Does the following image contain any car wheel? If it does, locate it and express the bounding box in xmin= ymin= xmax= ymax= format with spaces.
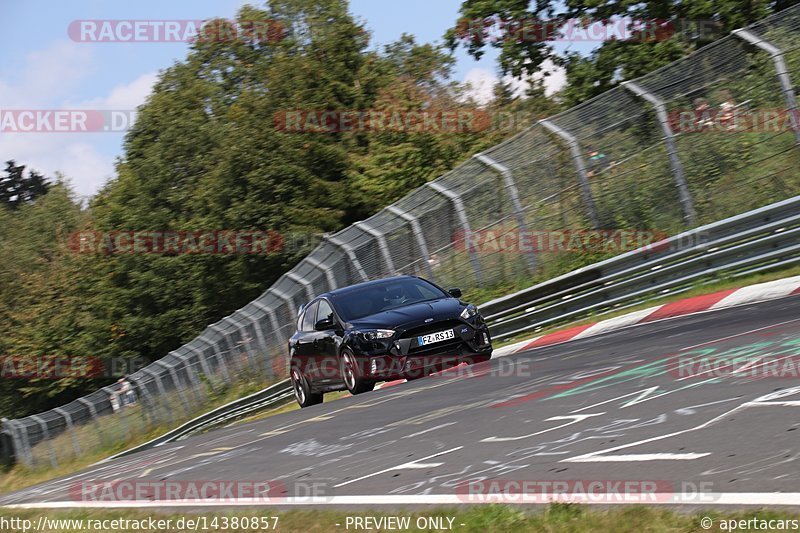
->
xmin=340 ymin=349 xmax=375 ymax=394
xmin=291 ymin=367 xmax=323 ymax=408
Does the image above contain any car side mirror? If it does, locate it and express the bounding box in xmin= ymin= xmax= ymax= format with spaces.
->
xmin=314 ymin=317 xmax=335 ymax=331
xmin=448 ymin=287 xmax=462 ymax=298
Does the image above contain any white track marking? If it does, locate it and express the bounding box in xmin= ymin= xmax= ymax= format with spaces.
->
xmin=7 ymin=493 xmax=800 ymax=507
xmin=567 ymin=453 xmax=710 ymax=462
xmin=481 ymin=413 xmax=605 ymax=443
xmin=562 ymin=394 xmax=800 ymax=463
xmin=401 ymin=422 xmax=458 ymax=439
xmin=333 ymin=447 xmax=463 ymax=488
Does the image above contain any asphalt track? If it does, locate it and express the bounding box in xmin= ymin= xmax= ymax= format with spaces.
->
xmin=4 ymin=295 xmax=800 ymax=510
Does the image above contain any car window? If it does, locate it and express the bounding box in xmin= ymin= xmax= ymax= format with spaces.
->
xmin=316 ymin=299 xmax=334 ymax=324
xmin=332 ymin=278 xmax=449 ymax=321
xmin=296 ymin=308 xmax=304 ymax=331
xmin=301 ymin=301 xmax=319 ymax=332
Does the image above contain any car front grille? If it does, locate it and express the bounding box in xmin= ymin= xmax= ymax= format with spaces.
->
xmin=400 ymin=319 xmax=463 ymax=339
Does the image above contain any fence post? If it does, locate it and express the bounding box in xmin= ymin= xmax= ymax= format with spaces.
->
xmin=426 ymin=181 xmax=483 ymax=283
xmin=252 ymin=300 xmax=288 ymax=376
xmin=622 ymin=81 xmax=697 ymax=226
xmin=271 ymin=289 xmax=298 ymax=323
xmin=156 ymin=360 xmax=192 ymax=417
xmin=385 ymin=205 xmax=436 ymax=281
xmin=204 ymin=326 xmax=232 ymax=383
xmin=354 ymin=220 xmax=396 ymax=275
xmin=237 ymin=309 xmax=272 ymax=376
xmin=474 ymin=153 xmax=538 ymax=272
xmin=305 ymin=256 xmax=338 ymax=291
xmin=732 ymin=28 xmax=800 ymax=145
xmin=285 ymin=272 xmax=315 ymax=303
xmin=325 ymin=235 xmax=369 ymax=282
xmin=538 ymin=119 xmax=601 ymax=228
xmin=52 ymin=407 xmax=81 ymax=458
xmin=4 ymin=419 xmax=32 ymax=467
xmin=29 ymin=415 xmax=57 ymax=468
xmin=141 ymin=369 xmax=173 ymax=424
xmin=77 ymin=397 xmax=108 ymax=448
xmin=186 ymin=344 xmax=216 ymax=393
xmin=171 ymin=351 xmax=204 ymax=404
xmin=252 ymin=300 xmax=286 ymax=345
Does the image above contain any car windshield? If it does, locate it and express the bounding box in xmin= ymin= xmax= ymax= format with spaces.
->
xmin=331 ymin=278 xmax=449 ymax=321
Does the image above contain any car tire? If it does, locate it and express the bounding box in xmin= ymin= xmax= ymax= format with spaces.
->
xmin=340 ymin=348 xmax=375 ymax=395
xmin=291 ymin=367 xmax=323 ymax=408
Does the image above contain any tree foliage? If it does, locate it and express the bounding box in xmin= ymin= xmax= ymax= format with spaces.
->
xmin=447 ymin=0 xmax=792 ymax=106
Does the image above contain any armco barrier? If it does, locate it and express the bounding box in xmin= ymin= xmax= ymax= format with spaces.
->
xmin=99 ymin=380 xmax=294 ymax=463
xmin=481 ymin=194 xmax=800 ymax=339
xmin=3 ymin=4 xmax=800 ymax=467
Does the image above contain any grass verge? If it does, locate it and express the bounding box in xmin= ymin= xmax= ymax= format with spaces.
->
xmin=1 ymin=504 xmax=800 ymax=532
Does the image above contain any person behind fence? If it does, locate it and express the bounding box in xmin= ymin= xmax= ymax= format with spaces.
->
xmin=110 ymin=377 xmax=136 ymax=411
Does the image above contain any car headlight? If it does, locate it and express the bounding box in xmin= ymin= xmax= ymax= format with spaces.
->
xmin=359 ymin=329 xmax=395 ymax=340
xmin=460 ymin=305 xmax=478 ymax=320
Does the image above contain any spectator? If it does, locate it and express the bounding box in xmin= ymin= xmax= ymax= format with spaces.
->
xmin=586 ymin=149 xmax=608 ymax=177
xmin=717 ymin=90 xmax=737 ymax=130
xmin=110 ymin=377 xmax=136 ymax=411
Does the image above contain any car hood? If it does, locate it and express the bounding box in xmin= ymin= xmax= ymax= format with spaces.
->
xmin=348 ymin=298 xmax=463 ymax=330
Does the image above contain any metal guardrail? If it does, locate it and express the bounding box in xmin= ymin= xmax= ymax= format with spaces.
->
xmin=481 ymin=195 xmax=800 ymax=340
xmin=99 ymin=380 xmax=294 ymax=463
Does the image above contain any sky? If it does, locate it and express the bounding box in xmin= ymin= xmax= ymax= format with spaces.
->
xmin=0 ymin=0 xmax=575 ymax=200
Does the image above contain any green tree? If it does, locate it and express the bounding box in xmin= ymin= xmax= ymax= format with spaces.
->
xmin=0 ymin=160 xmax=50 ymax=209
xmin=447 ymin=0 xmax=792 ymax=106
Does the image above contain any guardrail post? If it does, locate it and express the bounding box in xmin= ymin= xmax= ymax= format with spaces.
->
xmin=53 ymin=407 xmax=81 ymax=458
xmin=474 ymin=153 xmax=538 ymax=272
xmin=325 ymin=235 xmax=369 ymax=282
xmin=29 ymin=415 xmax=57 ymax=468
xmin=538 ymin=120 xmax=601 ymax=228
xmin=354 ymin=220 xmax=396 ymax=275
xmin=386 ymin=205 xmax=436 ymax=281
xmin=622 ymin=81 xmax=697 ymax=226
xmin=732 ymin=28 xmax=800 ymax=145
xmin=426 ymin=181 xmax=483 ymax=283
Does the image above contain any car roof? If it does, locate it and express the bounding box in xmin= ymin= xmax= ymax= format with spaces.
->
xmin=319 ymin=275 xmax=420 ymax=299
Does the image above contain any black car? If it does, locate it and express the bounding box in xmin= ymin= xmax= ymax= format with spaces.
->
xmin=288 ymin=275 xmax=492 ymax=407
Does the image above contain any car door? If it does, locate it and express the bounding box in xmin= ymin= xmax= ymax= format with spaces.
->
xmin=293 ymin=300 xmax=319 ymax=381
xmin=313 ymin=298 xmax=343 ymax=384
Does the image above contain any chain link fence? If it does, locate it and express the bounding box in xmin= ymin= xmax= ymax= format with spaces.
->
xmin=4 ymin=5 xmax=800 ymax=468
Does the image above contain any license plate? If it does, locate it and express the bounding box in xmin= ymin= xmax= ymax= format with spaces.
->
xmin=418 ymin=328 xmax=455 ymax=346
